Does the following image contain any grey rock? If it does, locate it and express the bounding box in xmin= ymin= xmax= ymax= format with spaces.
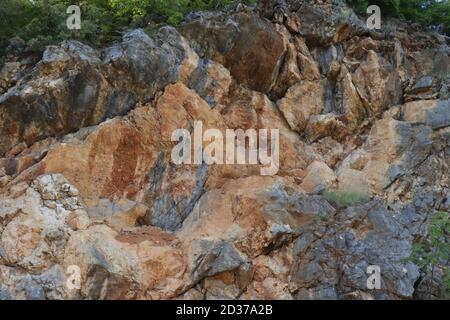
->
xmin=144 ymin=157 xmax=208 ymax=231
xmin=261 ymin=184 xmax=336 ymax=222
xmin=0 ymin=285 xmax=11 ymax=300
xmin=291 ymin=201 xmax=421 ymax=299
xmin=191 ymin=240 xmax=246 ymax=283
xmin=0 ymin=27 xmax=190 ymax=157
xmin=425 ymin=99 xmax=450 ymax=129
xmin=411 ymin=75 xmax=434 ymax=93
xmin=181 ymin=11 xmax=286 ymax=94
xmin=103 ymin=27 xmax=185 ymax=103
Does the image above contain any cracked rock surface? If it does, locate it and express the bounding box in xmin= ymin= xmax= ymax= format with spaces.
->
xmin=0 ymin=0 xmax=449 ymax=300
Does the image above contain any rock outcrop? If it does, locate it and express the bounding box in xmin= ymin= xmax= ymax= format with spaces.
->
xmin=0 ymin=0 xmax=448 ymax=300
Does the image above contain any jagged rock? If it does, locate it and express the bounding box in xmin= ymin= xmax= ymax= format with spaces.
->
xmin=181 ymin=11 xmax=286 ymax=93
xmin=351 ymin=49 xmax=402 ymax=116
xmin=178 ymin=176 xmax=335 ymax=258
xmin=404 ymin=75 xmax=440 ymax=101
xmin=64 ymin=225 xmax=186 ymax=299
xmin=5 ymin=81 xmax=307 ymax=231
xmin=305 ymin=113 xmax=348 ymax=143
xmin=0 ymin=28 xmax=199 ymax=157
xmin=291 ymin=201 xmax=420 ymax=299
xmin=87 ymin=198 xmax=148 ymax=231
xmin=0 ymin=2 xmax=449 ymax=300
xmin=188 ymin=240 xmax=246 ymax=283
xmin=293 ymin=37 xmax=321 ymax=80
xmin=289 ymin=1 xmax=366 ymax=46
xmin=277 ymin=80 xmax=328 ymax=133
xmin=185 ymin=59 xmax=232 ymax=107
xmin=0 ymin=174 xmax=88 ymax=272
xmin=271 ymin=40 xmax=302 ymax=97
xmin=103 ymin=28 xmax=187 ymax=102
xmin=241 ymin=246 xmax=294 ymax=300
xmin=337 ymin=118 xmax=433 ymax=194
xmin=0 ymin=265 xmax=69 ymax=300
xmin=0 ymin=40 xmax=113 ymax=157
xmin=300 ymin=160 xmax=337 ymax=193
xmin=334 ymin=65 xmax=366 ymax=130
xmin=0 ymin=62 xmax=22 ymax=94
xmin=401 ymin=99 xmax=450 ymax=129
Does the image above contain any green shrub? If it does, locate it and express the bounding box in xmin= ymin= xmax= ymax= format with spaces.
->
xmin=348 ymin=0 xmax=400 ymax=15
xmin=315 ymin=211 xmax=331 ymax=223
xmin=408 ymin=211 xmax=450 ymax=299
xmin=1 ymin=1 xmax=448 ymax=64
xmin=0 ymin=0 xmax=252 ymax=59
xmin=0 ymin=0 xmax=123 ymax=55
xmin=108 ymin=0 xmax=254 ymax=25
xmin=323 ymin=189 xmax=369 ymax=207
xmin=348 ymin=0 xmax=450 ymax=33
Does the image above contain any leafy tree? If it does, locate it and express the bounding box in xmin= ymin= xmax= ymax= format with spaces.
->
xmin=348 ymin=0 xmax=450 ymax=33
xmin=0 ymin=0 xmax=252 ymax=60
xmin=348 ymin=0 xmax=400 ymax=15
xmin=409 ymin=211 xmax=450 ymax=299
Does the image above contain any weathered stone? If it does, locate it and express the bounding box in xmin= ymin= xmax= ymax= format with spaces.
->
xmin=0 ymin=2 xmax=448 ymax=300
xmin=181 ymin=11 xmax=286 ymax=93
xmin=1 ymin=174 xmax=87 ymax=272
xmin=401 ymin=99 xmax=450 ymax=129
xmin=64 ymin=225 xmax=186 ymax=299
xmin=352 ymin=50 xmax=402 ymax=116
xmin=0 ymin=265 xmax=69 ymax=300
xmin=188 ymin=240 xmax=246 ymax=283
xmin=178 ymin=176 xmax=335 ymax=258
xmin=0 ymin=28 xmax=199 ymax=157
xmin=337 ymin=118 xmax=433 ymax=194
xmin=300 ymin=161 xmax=337 ymax=193
xmin=277 ymin=80 xmax=328 ymax=133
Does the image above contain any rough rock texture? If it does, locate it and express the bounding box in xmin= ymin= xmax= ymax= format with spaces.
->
xmin=0 ymin=0 xmax=449 ymax=300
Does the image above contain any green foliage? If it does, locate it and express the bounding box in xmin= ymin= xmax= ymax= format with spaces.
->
xmin=0 ymin=0 xmax=250 ymax=58
xmin=0 ymin=0 xmax=124 ymax=56
xmin=399 ymin=0 xmax=450 ymax=32
xmin=323 ymin=189 xmax=369 ymax=207
xmin=409 ymin=211 xmax=450 ymax=299
xmin=1 ymin=0 xmax=448 ymax=62
xmin=348 ymin=0 xmax=400 ymax=15
xmin=0 ymin=0 xmax=34 ymax=56
xmin=108 ymin=0 xmax=254 ymax=25
xmin=315 ymin=211 xmax=331 ymax=223
xmin=348 ymin=0 xmax=450 ymax=33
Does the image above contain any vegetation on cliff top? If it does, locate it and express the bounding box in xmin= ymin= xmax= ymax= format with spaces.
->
xmin=350 ymin=0 xmax=450 ymax=32
xmin=0 ymin=0 xmax=449 ymax=65
xmin=0 ymin=0 xmax=254 ymax=63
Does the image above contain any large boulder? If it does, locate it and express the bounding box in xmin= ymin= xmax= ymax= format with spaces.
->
xmin=1 ymin=174 xmax=89 ymax=273
xmin=277 ymin=80 xmax=328 ymax=133
xmin=0 ymin=28 xmax=198 ymax=157
xmin=337 ymin=118 xmax=433 ymax=194
xmin=64 ymin=224 xmax=187 ymax=299
xmin=291 ymin=201 xmax=421 ymax=299
xmin=181 ymin=11 xmax=287 ymax=93
xmin=178 ymin=176 xmax=335 ymax=258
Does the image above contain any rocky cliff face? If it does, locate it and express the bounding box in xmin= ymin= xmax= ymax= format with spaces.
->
xmin=0 ymin=0 xmax=449 ymax=300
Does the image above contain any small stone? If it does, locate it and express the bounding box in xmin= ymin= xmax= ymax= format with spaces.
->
xmin=300 ymin=161 xmax=337 ymax=193
xmin=0 ymin=176 xmax=12 ymax=188
xmin=5 ymin=142 xmax=27 ymax=157
xmin=8 ymin=182 xmax=29 ymax=198
xmin=67 ymin=209 xmax=90 ymax=231
xmin=43 ymin=200 xmax=57 ymax=209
